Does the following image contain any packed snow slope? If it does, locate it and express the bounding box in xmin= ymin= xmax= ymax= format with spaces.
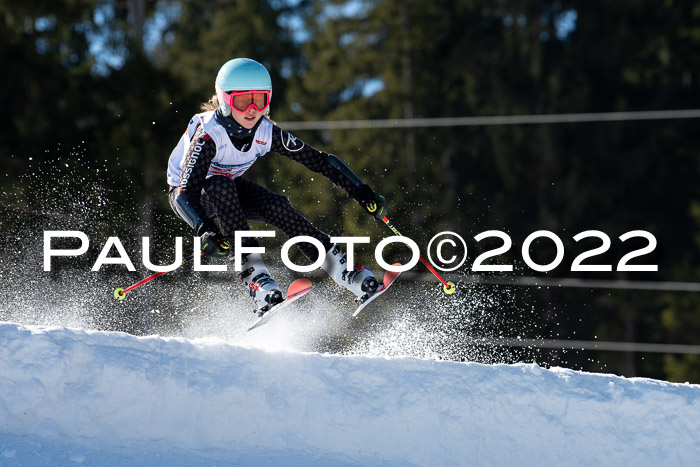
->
xmin=1 ymin=322 xmax=699 ymax=466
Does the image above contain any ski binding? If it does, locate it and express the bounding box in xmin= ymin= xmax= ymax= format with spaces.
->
xmin=248 ymin=278 xmax=312 ymax=331
xmin=353 ymin=263 xmax=402 ymax=317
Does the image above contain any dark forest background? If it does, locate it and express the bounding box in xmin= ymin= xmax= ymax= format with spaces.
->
xmin=2 ymin=0 xmax=700 ymax=382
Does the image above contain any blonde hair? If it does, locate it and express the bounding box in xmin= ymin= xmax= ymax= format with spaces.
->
xmin=200 ymin=94 xmax=219 ymax=112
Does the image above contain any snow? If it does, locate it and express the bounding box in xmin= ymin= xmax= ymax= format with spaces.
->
xmin=1 ymin=322 xmax=699 ymax=466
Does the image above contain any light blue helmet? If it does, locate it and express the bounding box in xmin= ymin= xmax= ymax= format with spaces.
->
xmin=215 ymin=58 xmax=272 ymax=116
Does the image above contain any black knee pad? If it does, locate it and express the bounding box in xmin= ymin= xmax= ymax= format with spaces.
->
xmin=268 ymin=193 xmax=292 ymax=210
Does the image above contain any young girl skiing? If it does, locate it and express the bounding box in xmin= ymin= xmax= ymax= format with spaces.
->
xmin=167 ymin=58 xmax=387 ymax=316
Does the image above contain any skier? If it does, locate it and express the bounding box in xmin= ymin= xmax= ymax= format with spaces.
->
xmin=166 ymin=58 xmax=387 ymax=316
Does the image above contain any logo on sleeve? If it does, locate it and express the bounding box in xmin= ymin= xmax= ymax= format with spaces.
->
xmin=281 ymin=129 xmax=305 ymax=152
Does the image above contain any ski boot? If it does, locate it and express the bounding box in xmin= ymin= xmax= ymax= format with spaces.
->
xmin=236 ymin=253 xmax=284 ymax=317
xmin=321 ymin=244 xmax=380 ymax=303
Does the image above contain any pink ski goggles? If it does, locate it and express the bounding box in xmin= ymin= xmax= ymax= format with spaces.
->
xmin=220 ymin=89 xmax=271 ymax=113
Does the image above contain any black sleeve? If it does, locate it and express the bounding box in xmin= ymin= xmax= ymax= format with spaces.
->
xmin=269 ymin=124 xmax=359 ymax=194
xmin=172 ymin=126 xmax=218 ymax=234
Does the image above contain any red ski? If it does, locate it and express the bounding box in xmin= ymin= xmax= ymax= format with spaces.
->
xmin=353 ymin=264 xmax=402 ymax=317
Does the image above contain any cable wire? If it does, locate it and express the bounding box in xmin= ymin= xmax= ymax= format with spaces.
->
xmin=399 ymin=272 xmax=700 ymax=293
xmin=474 ymin=337 xmax=700 ymax=355
xmin=278 ymin=109 xmax=700 ymax=130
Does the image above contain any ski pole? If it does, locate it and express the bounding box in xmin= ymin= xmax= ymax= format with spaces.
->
xmin=113 ymin=252 xmax=198 ymax=301
xmin=379 ymin=216 xmax=456 ymax=294
xmin=325 ymin=155 xmax=455 ymax=294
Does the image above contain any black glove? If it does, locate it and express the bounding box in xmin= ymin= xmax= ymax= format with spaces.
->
xmin=350 ymin=184 xmax=387 ymax=220
xmin=200 ymin=230 xmax=231 ymax=257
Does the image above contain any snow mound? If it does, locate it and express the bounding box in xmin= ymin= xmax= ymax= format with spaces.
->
xmin=1 ymin=322 xmax=699 ymax=466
